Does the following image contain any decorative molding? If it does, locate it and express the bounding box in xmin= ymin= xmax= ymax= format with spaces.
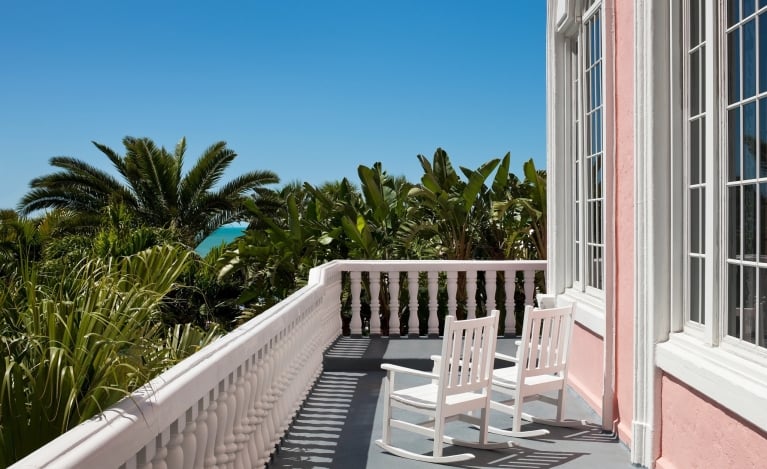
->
xmin=555 ymin=0 xmax=582 ymax=35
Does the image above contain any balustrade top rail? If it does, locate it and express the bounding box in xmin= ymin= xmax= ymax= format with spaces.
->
xmin=13 ymin=259 xmax=546 ymax=469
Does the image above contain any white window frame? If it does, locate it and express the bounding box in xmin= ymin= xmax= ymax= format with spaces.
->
xmin=639 ymin=0 xmax=767 ymax=441
xmin=548 ymin=0 xmax=612 ymax=338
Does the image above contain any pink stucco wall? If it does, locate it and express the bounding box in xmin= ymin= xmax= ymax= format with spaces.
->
xmin=655 ymin=374 xmax=767 ymax=469
xmin=567 ymin=324 xmax=604 ymax=414
xmin=612 ymin=0 xmax=635 ymax=445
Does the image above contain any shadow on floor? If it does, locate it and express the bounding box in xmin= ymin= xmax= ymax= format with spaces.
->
xmin=270 ymin=337 xmax=630 ymax=469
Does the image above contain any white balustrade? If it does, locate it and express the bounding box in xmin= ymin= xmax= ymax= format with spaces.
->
xmin=11 ymin=260 xmax=545 ymax=469
xmin=342 ymin=260 xmax=547 ymax=337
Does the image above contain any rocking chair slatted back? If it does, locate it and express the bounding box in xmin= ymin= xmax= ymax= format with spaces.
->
xmin=517 ymin=305 xmax=573 ymax=379
xmin=439 ymin=313 xmax=499 ymax=396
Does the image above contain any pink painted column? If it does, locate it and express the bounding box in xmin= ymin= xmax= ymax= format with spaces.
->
xmin=612 ymin=0 xmax=635 ymax=444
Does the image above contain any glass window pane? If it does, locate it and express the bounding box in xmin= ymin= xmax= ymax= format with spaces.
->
xmin=691 ymin=0 xmax=700 ymax=45
xmin=761 ymin=0 xmax=767 ymax=9
xmin=745 ymin=0 xmax=757 ymax=18
xmin=760 ymin=14 xmax=767 ymax=93
xmin=595 ymin=15 xmax=601 ymax=60
xmin=762 ymin=183 xmax=767 ymax=257
xmin=701 ymin=124 xmax=707 ymax=180
xmin=701 ymin=187 xmax=706 ymax=248
xmin=691 ymin=49 xmax=701 ymax=115
xmin=690 ymin=257 xmax=702 ymax=323
xmin=745 ymin=184 xmax=758 ymax=258
xmin=728 ymin=263 xmax=741 ymax=338
xmin=730 ymin=29 xmax=741 ymax=104
xmin=730 ymin=186 xmax=742 ymax=259
xmin=745 ymin=101 xmax=757 ymax=180
xmin=745 ymin=20 xmax=757 ymax=99
xmin=596 ymin=108 xmax=603 ymax=153
xmin=702 ymin=53 xmax=707 ymax=113
xmin=730 ymin=0 xmax=741 ymax=27
xmin=761 ymin=99 xmax=767 ymax=177
xmin=745 ymin=266 xmax=758 ymax=343
xmin=759 ymin=267 xmax=767 ymax=347
xmin=730 ymin=108 xmax=742 ymax=181
xmin=691 ymin=188 xmax=702 ymax=253
xmin=691 ymin=119 xmax=701 ymax=184
xmin=590 ymin=19 xmax=596 ymax=66
xmin=596 ymin=62 xmax=602 ymax=107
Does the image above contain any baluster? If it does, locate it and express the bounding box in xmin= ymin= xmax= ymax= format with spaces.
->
xmin=226 ymin=373 xmax=239 ymax=469
xmin=486 ymin=270 xmax=497 ymax=312
xmin=262 ymin=339 xmax=280 ymax=455
xmin=369 ymin=272 xmax=381 ymax=336
xmin=193 ymin=398 xmax=209 ymax=469
xmin=204 ymin=388 xmax=219 ymax=468
xmin=244 ymin=355 xmax=260 ymax=467
xmin=235 ymin=362 xmax=253 ymax=469
xmin=165 ymin=422 xmax=184 ymax=469
xmin=277 ymin=329 xmax=296 ymax=432
xmin=150 ymin=432 xmax=167 ymax=469
xmin=446 ymin=271 xmax=458 ymax=319
xmin=214 ymin=378 xmax=231 ymax=468
xmin=268 ymin=335 xmax=285 ymax=446
xmin=505 ymin=269 xmax=518 ymax=336
xmin=181 ymin=407 xmax=198 ymax=469
xmin=388 ymin=271 xmax=400 ymax=337
xmin=350 ymin=271 xmax=362 ymax=336
xmin=252 ymin=348 xmax=269 ymax=467
xmin=466 ymin=270 xmax=477 ymax=319
xmin=407 ymin=271 xmax=420 ymax=337
xmin=137 ymin=447 xmax=152 ymax=469
xmin=427 ymin=271 xmax=439 ymax=336
xmin=524 ymin=270 xmax=536 ymax=307
xmin=232 ymin=365 xmax=249 ymax=469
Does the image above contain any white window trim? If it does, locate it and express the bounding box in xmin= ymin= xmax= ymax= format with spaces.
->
xmin=548 ymin=0 xmax=612 ymax=337
xmin=634 ymin=3 xmax=767 ymax=466
xmin=547 ymin=0 xmax=615 ymax=434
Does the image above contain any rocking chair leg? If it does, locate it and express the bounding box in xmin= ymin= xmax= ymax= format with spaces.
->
xmin=381 ymin=377 xmax=392 ymax=445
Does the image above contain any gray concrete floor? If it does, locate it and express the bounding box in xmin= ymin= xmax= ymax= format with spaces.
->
xmin=270 ymin=337 xmax=633 ymax=469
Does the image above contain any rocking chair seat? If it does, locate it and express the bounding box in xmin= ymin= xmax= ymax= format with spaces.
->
xmin=493 ymin=367 xmax=565 ymax=392
xmin=391 ymin=383 xmax=489 ymax=411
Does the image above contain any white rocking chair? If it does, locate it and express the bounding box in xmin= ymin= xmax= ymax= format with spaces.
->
xmin=375 ymin=310 xmax=513 ymax=464
xmin=488 ymin=303 xmax=586 ymax=438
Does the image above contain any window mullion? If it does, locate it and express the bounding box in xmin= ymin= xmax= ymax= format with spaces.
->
xmin=704 ymin=0 xmax=721 ymax=346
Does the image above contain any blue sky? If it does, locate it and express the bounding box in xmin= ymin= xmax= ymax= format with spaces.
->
xmin=0 ymin=1 xmax=546 ymax=210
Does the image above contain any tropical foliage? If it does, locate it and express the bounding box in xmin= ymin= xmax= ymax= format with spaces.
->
xmin=1 ymin=141 xmax=546 ymax=464
xmin=0 ymin=245 xmax=220 ymax=465
xmin=18 ymin=137 xmax=279 ymax=245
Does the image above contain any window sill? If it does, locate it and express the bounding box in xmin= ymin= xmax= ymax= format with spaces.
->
xmin=558 ymin=289 xmax=606 ymax=337
xmin=656 ymin=333 xmax=767 ymax=432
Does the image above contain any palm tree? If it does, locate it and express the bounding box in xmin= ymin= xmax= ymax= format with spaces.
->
xmin=19 ymin=137 xmax=279 ymax=245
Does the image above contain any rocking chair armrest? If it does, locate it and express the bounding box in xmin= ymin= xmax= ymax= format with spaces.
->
xmin=380 ymin=363 xmax=439 ymax=380
xmin=495 ymin=352 xmax=519 ymax=363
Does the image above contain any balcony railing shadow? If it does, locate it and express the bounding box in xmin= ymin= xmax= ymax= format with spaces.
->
xmin=271 ymin=336 xmax=630 ymax=469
